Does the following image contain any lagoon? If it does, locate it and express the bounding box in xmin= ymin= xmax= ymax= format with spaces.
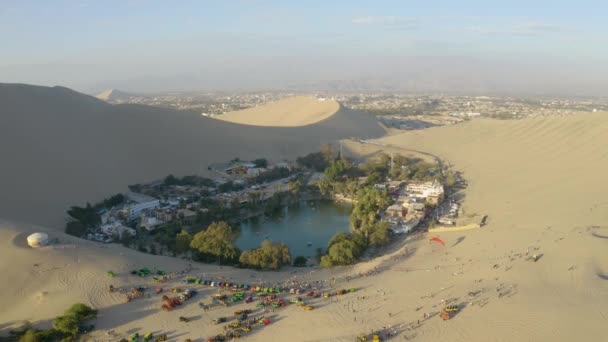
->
xmin=236 ymin=200 xmax=351 ymax=257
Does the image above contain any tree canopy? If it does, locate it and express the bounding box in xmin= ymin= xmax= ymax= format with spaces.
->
xmin=350 ymin=187 xmax=391 ymax=243
xmin=296 ymin=144 xmax=335 ymax=171
xmin=52 ymin=303 xmax=96 ymax=338
xmin=190 ymin=221 xmax=239 ymax=263
xmin=164 ymin=174 xmax=215 ymax=187
xmin=175 ymin=230 xmax=193 ymax=255
xmin=320 ymin=232 xmax=366 ymax=267
xmin=253 ymin=158 xmax=268 ymax=168
xmin=239 ymin=240 xmax=292 ymax=270
xmin=66 ymin=203 xmax=100 ymax=227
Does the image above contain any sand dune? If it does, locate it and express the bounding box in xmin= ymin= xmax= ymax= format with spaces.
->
xmin=2 ymin=85 xmax=608 ymax=341
xmin=96 ymin=89 xmax=135 ymax=102
xmin=371 ymin=112 xmax=608 ymax=341
xmin=0 ymin=84 xmax=384 ymax=229
xmin=216 ymin=96 xmax=340 ymax=127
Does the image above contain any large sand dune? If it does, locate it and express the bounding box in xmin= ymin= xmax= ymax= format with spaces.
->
xmin=0 ymin=84 xmax=384 ymax=229
xmin=216 ymin=96 xmax=340 ymax=127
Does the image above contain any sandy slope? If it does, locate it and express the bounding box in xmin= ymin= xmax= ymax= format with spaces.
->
xmin=96 ymin=89 xmax=134 ymax=102
xmin=0 ymin=84 xmax=384 ymax=229
xmin=216 ymin=96 xmax=340 ymax=127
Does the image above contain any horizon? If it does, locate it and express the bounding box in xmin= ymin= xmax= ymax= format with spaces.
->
xmin=2 ymin=1 xmax=608 ymax=95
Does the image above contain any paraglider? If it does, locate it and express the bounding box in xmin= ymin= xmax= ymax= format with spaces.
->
xmin=430 ymin=236 xmax=445 ymax=246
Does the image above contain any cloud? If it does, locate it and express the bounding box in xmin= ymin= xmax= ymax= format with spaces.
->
xmin=466 ymin=22 xmax=576 ymax=37
xmin=351 ymin=16 xmax=417 ymax=28
xmin=511 ymin=23 xmax=575 ymax=36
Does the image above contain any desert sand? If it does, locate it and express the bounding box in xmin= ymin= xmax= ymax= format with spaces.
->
xmin=216 ymin=96 xmax=340 ymax=127
xmin=2 ymin=110 xmax=608 ymax=341
xmin=0 ymin=84 xmax=384 ymax=229
xmin=96 ymin=89 xmax=135 ymax=102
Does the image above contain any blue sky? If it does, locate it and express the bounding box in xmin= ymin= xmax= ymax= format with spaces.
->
xmin=1 ymin=0 xmax=607 ymax=94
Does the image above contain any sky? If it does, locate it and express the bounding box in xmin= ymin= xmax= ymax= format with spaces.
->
xmin=1 ymin=0 xmax=607 ymax=95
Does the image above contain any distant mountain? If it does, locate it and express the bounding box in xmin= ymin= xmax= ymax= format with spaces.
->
xmin=0 ymin=83 xmax=384 ymax=229
xmin=96 ymin=88 xmax=137 ymax=101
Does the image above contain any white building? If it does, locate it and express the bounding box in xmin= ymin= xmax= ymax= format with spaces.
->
xmin=392 ymin=217 xmax=421 ymax=234
xmin=140 ymin=216 xmax=163 ymax=231
xmin=128 ymin=199 xmax=160 ymax=222
xmin=406 ymin=181 xmax=444 ymax=199
xmin=100 ymin=222 xmax=136 ymax=238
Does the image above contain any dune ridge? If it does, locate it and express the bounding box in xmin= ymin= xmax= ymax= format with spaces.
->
xmin=215 ymin=96 xmax=340 ymax=127
xmin=96 ymin=88 xmax=135 ymax=101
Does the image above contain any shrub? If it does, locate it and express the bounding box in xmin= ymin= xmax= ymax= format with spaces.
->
xmin=293 ymin=256 xmax=307 ymax=267
xmin=65 ymin=221 xmax=87 ymax=237
xmin=64 ymin=303 xmax=97 ymax=321
xmin=19 ymin=329 xmax=40 ymax=342
xmin=53 ymin=315 xmax=79 ymax=337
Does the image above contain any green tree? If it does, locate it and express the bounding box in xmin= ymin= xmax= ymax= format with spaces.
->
xmin=296 ymin=152 xmax=330 ymax=171
xmin=190 ymin=221 xmax=239 ymax=263
xmin=253 ymin=158 xmax=268 ymax=168
xmin=65 ymin=221 xmax=87 ymax=237
xmin=120 ymin=232 xmax=134 ymax=247
xmin=293 ymin=256 xmax=307 ymax=267
xmin=324 ymin=159 xmax=352 ymax=181
xmin=247 ymin=192 xmax=262 ymax=207
xmin=239 ymin=240 xmax=291 ymax=270
xmin=66 ymin=203 xmax=100 ymax=227
xmin=321 ymin=239 xmax=359 ymax=267
xmin=444 ymin=171 xmax=456 ymax=188
xmin=53 ymin=315 xmax=79 ymax=337
xmin=19 ymin=330 xmax=40 ymax=342
xmin=317 ymin=178 xmax=334 ymax=196
xmin=320 ymin=255 xmax=333 ymax=268
xmin=321 ymin=231 xmax=368 ymax=268
xmin=64 ymin=303 xmax=96 ymax=321
xmin=369 ymin=221 xmax=390 ymax=246
xmin=365 ymin=171 xmax=383 ymax=185
xmin=350 ymin=188 xmax=391 ymax=239
xmin=328 ymin=231 xmax=351 ymax=248
xmin=95 ymin=193 xmax=124 ymax=209
xmin=264 ymin=192 xmax=285 ymax=216
xmin=175 ymin=230 xmax=193 ymax=255
xmin=287 ymin=180 xmax=304 ymax=196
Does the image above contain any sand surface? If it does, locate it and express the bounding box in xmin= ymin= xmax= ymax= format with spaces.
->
xmin=96 ymin=89 xmax=134 ymax=102
xmin=0 ymin=84 xmax=384 ymax=229
xmin=216 ymin=96 xmax=340 ymax=127
xmin=2 ymin=87 xmax=608 ymax=341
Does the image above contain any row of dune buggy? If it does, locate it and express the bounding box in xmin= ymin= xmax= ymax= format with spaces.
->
xmin=208 ymin=310 xmax=272 ymax=341
xmin=181 ymin=276 xmax=358 ymax=297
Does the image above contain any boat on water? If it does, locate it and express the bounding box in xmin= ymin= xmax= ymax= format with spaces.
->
xmin=307 ymin=241 xmax=313 ymax=247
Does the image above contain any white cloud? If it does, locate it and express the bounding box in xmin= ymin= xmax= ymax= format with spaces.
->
xmin=511 ymin=22 xmax=575 ymax=35
xmin=351 ymin=16 xmax=417 ymax=28
xmin=466 ymin=22 xmax=576 ymax=37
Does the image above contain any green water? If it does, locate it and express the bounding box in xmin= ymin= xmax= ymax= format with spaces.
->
xmin=236 ymin=200 xmax=351 ymax=257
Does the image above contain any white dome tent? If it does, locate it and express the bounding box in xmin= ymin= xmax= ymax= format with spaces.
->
xmin=27 ymin=232 xmax=49 ymax=248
